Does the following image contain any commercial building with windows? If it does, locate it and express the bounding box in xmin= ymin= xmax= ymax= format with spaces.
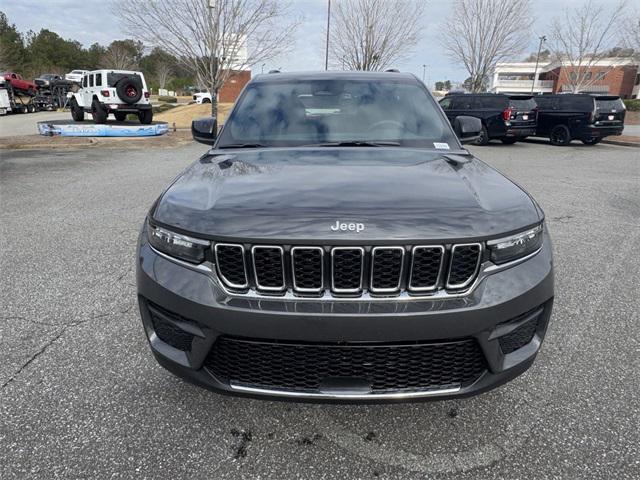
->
xmin=491 ymin=58 xmax=640 ymax=98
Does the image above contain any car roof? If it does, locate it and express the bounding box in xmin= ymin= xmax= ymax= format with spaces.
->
xmin=88 ymin=69 xmax=142 ymax=74
xmin=251 ymin=70 xmax=418 ymax=84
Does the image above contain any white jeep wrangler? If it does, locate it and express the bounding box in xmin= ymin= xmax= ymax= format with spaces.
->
xmin=68 ymin=70 xmax=153 ymax=124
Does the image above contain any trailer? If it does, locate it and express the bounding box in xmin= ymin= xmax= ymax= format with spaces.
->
xmin=0 ymin=78 xmax=36 ymax=114
xmin=0 ymin=77 xmax=76 ymax=115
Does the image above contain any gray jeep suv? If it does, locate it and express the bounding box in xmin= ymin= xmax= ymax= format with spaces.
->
xmin=137 ymin=71 xmax=554 ymax=402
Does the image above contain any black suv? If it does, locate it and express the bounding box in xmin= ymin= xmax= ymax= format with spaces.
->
xmin=439 ymin=93 xmax=537 ymax=145
xmin=534 ymin=94 xmax=625 ymax=146
xmin=137 ymin=71 xmax=554 ymax=402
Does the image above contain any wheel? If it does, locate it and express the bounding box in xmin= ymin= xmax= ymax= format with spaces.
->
xmin=115 ymin=76 xmax=143 ymax=104
xmin=138 ymin=109 xmax=153 ymax=125
xmin=114 ymin=112 xmax=127 ymax=122
xmin=27 ymin=104 xmax=36 ymax=113
xmin=501 ymin=137 xmax=518 ymax=144
xmin=474 ymin=125 xmax=490 ymax=145
xmin=550 ymin=125 xmax=571 ymax=146
xmin=581 ymin=137 xmax=601 ymax=145
xmin=70 ymin=98 xmax=84 ymax=121
xmin=91 ymin=99 xmax=108 ymax=124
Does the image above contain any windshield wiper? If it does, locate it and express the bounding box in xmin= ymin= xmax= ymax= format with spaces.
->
xmin=305 ymin=140 xmax=401 ymax=147
xmin=218 ymin=143 xmax=267 ymax=149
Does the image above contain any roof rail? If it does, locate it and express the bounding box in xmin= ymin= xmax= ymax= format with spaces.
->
xmin=385 ymin=69 xmax=400 ymax=73
xmin=268 ymin=69 xmax=280 ymax=74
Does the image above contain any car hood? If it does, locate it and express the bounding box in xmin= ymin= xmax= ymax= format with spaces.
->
xmin=152 ymin=147 xmax=540 ymax=242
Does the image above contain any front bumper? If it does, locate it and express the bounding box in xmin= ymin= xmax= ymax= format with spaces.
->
xmin=136 ymin=227 xmax=554 ymax=402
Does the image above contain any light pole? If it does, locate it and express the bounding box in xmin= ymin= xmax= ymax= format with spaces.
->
xmin=422 ymin=64 xmax=426 ymax=83
xmin=325 ymin=0 xmax=331 ymax=70
xmin=531 ymin=35 xmax=547 ymax=94
xmin=261 ymin=63 xmax=265 ymax=74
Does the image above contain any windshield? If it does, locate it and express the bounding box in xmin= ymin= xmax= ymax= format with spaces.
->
xmin=217 ymin=79 xmax=457 ymax=148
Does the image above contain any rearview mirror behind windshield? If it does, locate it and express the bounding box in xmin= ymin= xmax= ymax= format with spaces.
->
xmin=453 ymin=116 xmax=482 ymax=144
xmin=191 ymin=117 xmax=218 ymax=145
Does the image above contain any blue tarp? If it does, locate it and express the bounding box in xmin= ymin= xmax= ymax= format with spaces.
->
xmin=37 ymin=121 xmax=169 ymax=137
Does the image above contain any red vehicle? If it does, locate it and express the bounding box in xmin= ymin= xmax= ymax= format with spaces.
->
xmin=1 ymin=72 xmax=37 ymax=95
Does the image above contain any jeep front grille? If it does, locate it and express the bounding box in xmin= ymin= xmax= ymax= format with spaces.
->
xmin=213 ymin=242 xmax=483 ymax=297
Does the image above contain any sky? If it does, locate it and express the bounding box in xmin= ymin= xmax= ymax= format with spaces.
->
xmin=2 ymin=0 xmax=637 ymax=85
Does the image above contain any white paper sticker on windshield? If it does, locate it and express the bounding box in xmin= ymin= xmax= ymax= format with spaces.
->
xmin=433 ymin=142 xmax=450 ymax=150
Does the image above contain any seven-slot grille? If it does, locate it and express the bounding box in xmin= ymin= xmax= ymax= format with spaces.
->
xmin=214 ymin=242 xmax=482 ymax=297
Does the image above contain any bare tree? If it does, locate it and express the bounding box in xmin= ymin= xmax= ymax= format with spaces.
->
xmin=549 ymin=0 xmax=627 ymax=93
xmin=115 ymin=0 xmax=298 ymax=119
xmin=329 ymin=0 xmax=426 ymax=71
xmin=101 ymin=39 xmax=144 ymax=70
xmin=441 ymin=0 xmax=533 ymax=93
xmin=155 ymin=60 xmax=173 ymax=91
xmin=621 ymin=11 xmax=640 ymax=57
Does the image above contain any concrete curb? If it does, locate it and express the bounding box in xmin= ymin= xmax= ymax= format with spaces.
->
xmin=601 ymin=139 xmax=640 ymax=147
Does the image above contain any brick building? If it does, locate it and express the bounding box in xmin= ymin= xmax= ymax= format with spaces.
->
xmin=491 ymin=58 xmax=640 ymax=98
xmin=219 ymin=70 xmax=251 ymax=103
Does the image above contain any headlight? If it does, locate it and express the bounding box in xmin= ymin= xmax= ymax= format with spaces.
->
xmin=147 ymin=222 xmax=210 ymax=264
xmin=487 ymin=224 xmax=543 ymax=264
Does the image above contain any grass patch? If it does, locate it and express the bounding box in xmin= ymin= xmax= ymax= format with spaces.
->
xmin=623 ymin=99 xmax=640 ymax=111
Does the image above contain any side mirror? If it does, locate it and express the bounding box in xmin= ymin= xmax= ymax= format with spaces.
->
xmin=453 ymin=116 xmax=482 ymax=144
xmin=191 ymin=117 xmax=218 ymax=145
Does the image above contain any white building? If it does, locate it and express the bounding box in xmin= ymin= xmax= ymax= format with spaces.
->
xmin=490 ymin=62 xmax=554 ymax=94
xmin=491 ymin=58 xmax=640 ymax=98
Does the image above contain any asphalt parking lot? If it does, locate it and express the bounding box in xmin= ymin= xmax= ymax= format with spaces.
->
xmin=1 ymin=140 xmax=639 ymax=479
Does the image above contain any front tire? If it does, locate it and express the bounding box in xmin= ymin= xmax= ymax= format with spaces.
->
xmin=581 ymin=137 xmax=601 ymax=145
xmin=91 ymin=99 xmax=108 ymax=124
xmin=202 ymin=98 xmax=211 ymax=104
xmin=550 ymin=125 xmax=571 ymax=146
xmin=70 ymin=98 xmax=84 ymax=122
xmin=474 ymin=125 xmax=490 ymax=146
xmin=138 ymin=109 xmax=153 ymax=125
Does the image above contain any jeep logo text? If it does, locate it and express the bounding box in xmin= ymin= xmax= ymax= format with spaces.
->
xmin=331 ymin=221 xmax=365 ymax=233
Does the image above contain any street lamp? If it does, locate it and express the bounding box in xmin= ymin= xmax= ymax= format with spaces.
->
xmin=531 ymin=35 xmax=547 ymax=94
xmin=325 ymin=0 xmax=331 ymax=70
xmin=261 ymin=63 xmax=265 ymax=74
xmin=422 ymin=64 xmax=426 ymax=83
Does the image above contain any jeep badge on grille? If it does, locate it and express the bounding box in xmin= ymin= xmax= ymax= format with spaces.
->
xmin=331 ymin=221 xmax=365 ymax=233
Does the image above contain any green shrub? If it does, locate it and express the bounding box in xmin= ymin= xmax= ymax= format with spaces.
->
xmin=158 ymin=96 xmax=178 ymax=103
xmin=623 ymin=99 xmax=640 ymax=111
xmin=152 ymin=103 xmax=176 ymax=114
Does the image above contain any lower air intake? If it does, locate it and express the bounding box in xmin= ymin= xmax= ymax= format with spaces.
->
xmin=205 ymin=336 xmax=487 ymax=393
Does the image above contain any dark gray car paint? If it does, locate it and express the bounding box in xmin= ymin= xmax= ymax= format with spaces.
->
xmin=152 ymin=148 xmax=541 ymax=242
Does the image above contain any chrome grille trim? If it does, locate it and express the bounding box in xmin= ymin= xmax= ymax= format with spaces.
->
xmin=291 ymin=246 xmax=324 ymax=294
xmin=446 ymin=243 xmax=482 ymax=290
xmin=408 ymin=245 xmax=445 ymax=292
xmin=331 ymin=247 xmax=365 ymax=294
xmin=370 ymin=246 xmax=405 ymax=294
xmin=251 ymin=245 xmax=286 ymax=293
xmin=211 ymin=242 xmax=491 ymax=298
xmin=214 ymin=243 xmax=248 ymax=289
